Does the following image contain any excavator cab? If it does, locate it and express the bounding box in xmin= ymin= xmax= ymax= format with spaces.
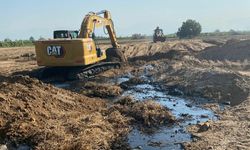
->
xmin=53 ymin=30 xmax=79 ymax=39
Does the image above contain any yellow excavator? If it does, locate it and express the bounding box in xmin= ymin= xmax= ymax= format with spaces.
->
xmin=35 ymin=10 xmax=126 ymax=80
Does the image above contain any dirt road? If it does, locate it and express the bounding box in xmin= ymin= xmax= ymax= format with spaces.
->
xmin=0 ymin=39 xmax=249 ymax=149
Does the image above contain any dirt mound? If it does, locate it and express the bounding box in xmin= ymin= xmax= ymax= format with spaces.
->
xmin=183 ymin=71 xmax=250 ymax=105
xmin=112 ymin=97 xmax=175 ymax=127
xmin=198 ymin=40 xmax=250 ymax=61
xmin=120 ymin=40 xmax=213 ymax=59
xmin=128 ymin=49 xmax=187 ymax=63
xmin=148 ymin=55 xmax=250 ymax=105
xmin=202 ymin=39 xmax=225 ymax=46
xmin=98 ymin=40 xmax=213 ymax=60
xmin=120 ymin=77 xmax=146 ymax=89
xmin=78 ymin=82 xmax=123 ymax=98
xmin=0 ymin=75 xmax=130 ymax=150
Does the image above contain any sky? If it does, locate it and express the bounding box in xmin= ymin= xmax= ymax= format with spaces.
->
xmin=1 ymin=0 xmax=250 ymax=40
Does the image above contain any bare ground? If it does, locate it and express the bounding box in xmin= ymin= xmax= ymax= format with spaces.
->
xmin=0 ymin=75 xmax=130 ymax=149
xmin=184 ymin=96 xmax=250 ymax=150
xmin=0 ymin=39 xmax=250 ymax=149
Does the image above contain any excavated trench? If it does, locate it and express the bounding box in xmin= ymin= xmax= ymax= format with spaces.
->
xmin=53 ymin=70 xmax=217 ymax=150
xmin=116 ymin=75 xmax=216 ymax=149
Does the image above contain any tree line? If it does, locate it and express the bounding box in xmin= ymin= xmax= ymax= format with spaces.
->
xmin=0 ymin=37 xmax=35 ymax=48
xmin=1 ymin=21 xmax=250 ymax=48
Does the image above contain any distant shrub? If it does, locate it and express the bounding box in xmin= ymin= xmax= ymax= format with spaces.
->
xmin=228 ymin=29 xmax=240 ymax=35
xmin=131 ymin=34 xmax=146 ymax=39
xmin=214 ymin=29 xmax=220 ymax=33
xmin=29 ymin=36 xmax=35 ymax=42
xmin=0 ymin=38 xmax=34 ymax=48
xmin=177 ymin=19 xmax=202 ymax=39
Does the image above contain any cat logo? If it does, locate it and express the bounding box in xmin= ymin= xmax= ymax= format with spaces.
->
xmin=47 ymin=46 xmax=64 ymax=57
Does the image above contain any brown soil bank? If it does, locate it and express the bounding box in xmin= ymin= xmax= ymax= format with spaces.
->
xmin=116 ymin=39 xmax=250 ymax=105
xmin=77 ymin=82 xmax=123 ymax=98
xmin=98 ymin=39 xmax=214 ymax=59
xmin=118 ymin=39 xmax=250 ymax=150
xmin=198 ymin=40 xmax=250 ymax=61
xmin=129 ymin=51 xmax=250 ymax=106
xmin=184 ymin=96 xmax=250 ymax=150
xmin=0 ymin=75 xmax=130 ymax=149
xmin=157 ymin=56 xmax=250 ymax=106
xmin=113 ymin=97 xmax=175 ymax=127
xmin=0 ymin=75 xmax=174 ymax=150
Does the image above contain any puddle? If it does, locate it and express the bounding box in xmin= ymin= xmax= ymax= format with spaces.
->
xmin=113 ymin=73 xmax=133 ymax=84
xmin=121 ymin=80 xmax=217 ymax=150
xmin=129 ymin=128 xmax=189 ymax=150
xmin=53 ymin=82 xmax=70 ymax=88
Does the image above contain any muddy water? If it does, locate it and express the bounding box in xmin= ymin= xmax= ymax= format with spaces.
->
xmin=52 ymin=74 xmax=217 ymax=150
xmin=119 ymin=78 xmax=216 ymax=150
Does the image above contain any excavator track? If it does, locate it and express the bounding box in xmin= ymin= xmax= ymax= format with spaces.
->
xmin=67 ymin=62 xmax=121 ymax=80
xmin=36 ymin=62 xmax=121 ymax=82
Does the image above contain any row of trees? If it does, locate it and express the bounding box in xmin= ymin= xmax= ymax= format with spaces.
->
xmin=159 ymin=19 xmax=247 ymax=39
xmin=0 ymin=37 xmax=46 ymax=48
xmin=201 ymin=29 xmax=249 ymax=37
xmin=0 ymin=39 xmax=33 ymax=48
xmin=1 ymin=22 xmax=248 ymax=48
xmin=129 ymin=20 xmax=202 ymax=39
xmin=131 ymin=33 xmax=147 ymax=39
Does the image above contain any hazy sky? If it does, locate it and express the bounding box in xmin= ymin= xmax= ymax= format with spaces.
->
xmin=1 ymin=0 xmax=250 ymax=40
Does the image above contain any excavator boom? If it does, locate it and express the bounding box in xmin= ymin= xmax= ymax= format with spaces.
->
xmin=79 ymin=10 xmax=119 ymax=48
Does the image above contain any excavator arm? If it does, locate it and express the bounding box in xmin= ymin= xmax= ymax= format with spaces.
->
xmin=78 ymin=10 xmax=120 ymax=48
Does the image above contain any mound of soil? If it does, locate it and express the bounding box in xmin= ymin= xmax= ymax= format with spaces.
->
xmin=100 ymin=40 xmax=213 ymax=61
xmin=0 ymin=75 xmax=130 ymax=150
xmin=79 ymin=82 xmax=123 ymax=98
xmin=202 ymin=39 xmax=225 ymax=46
xmin=183 ymin=71 xmax=250 ymax=105
xmin=198 ymin=40 xmax=250 ymax=61
xmin=120 ymin=77 xmax=146 ymax=89
xmin=122 ymin=40 xmax=213 ymax=59
xmin=155 ymin=56 xmax=250 ymax=105
xmin=128 ymin=49 xmax=187 ymax=63
xmin=112 ymin=97 xmax=175 ymax=127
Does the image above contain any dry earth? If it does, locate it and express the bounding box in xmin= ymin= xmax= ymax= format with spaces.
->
xmin=184 ymin=96 xmax=250 ymax=150
xmin=0 ymin=39 xmax=250 ymax=149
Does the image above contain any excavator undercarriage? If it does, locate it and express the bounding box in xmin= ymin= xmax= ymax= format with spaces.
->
xmin=36 ymin=62 xmax=121 ymax=81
